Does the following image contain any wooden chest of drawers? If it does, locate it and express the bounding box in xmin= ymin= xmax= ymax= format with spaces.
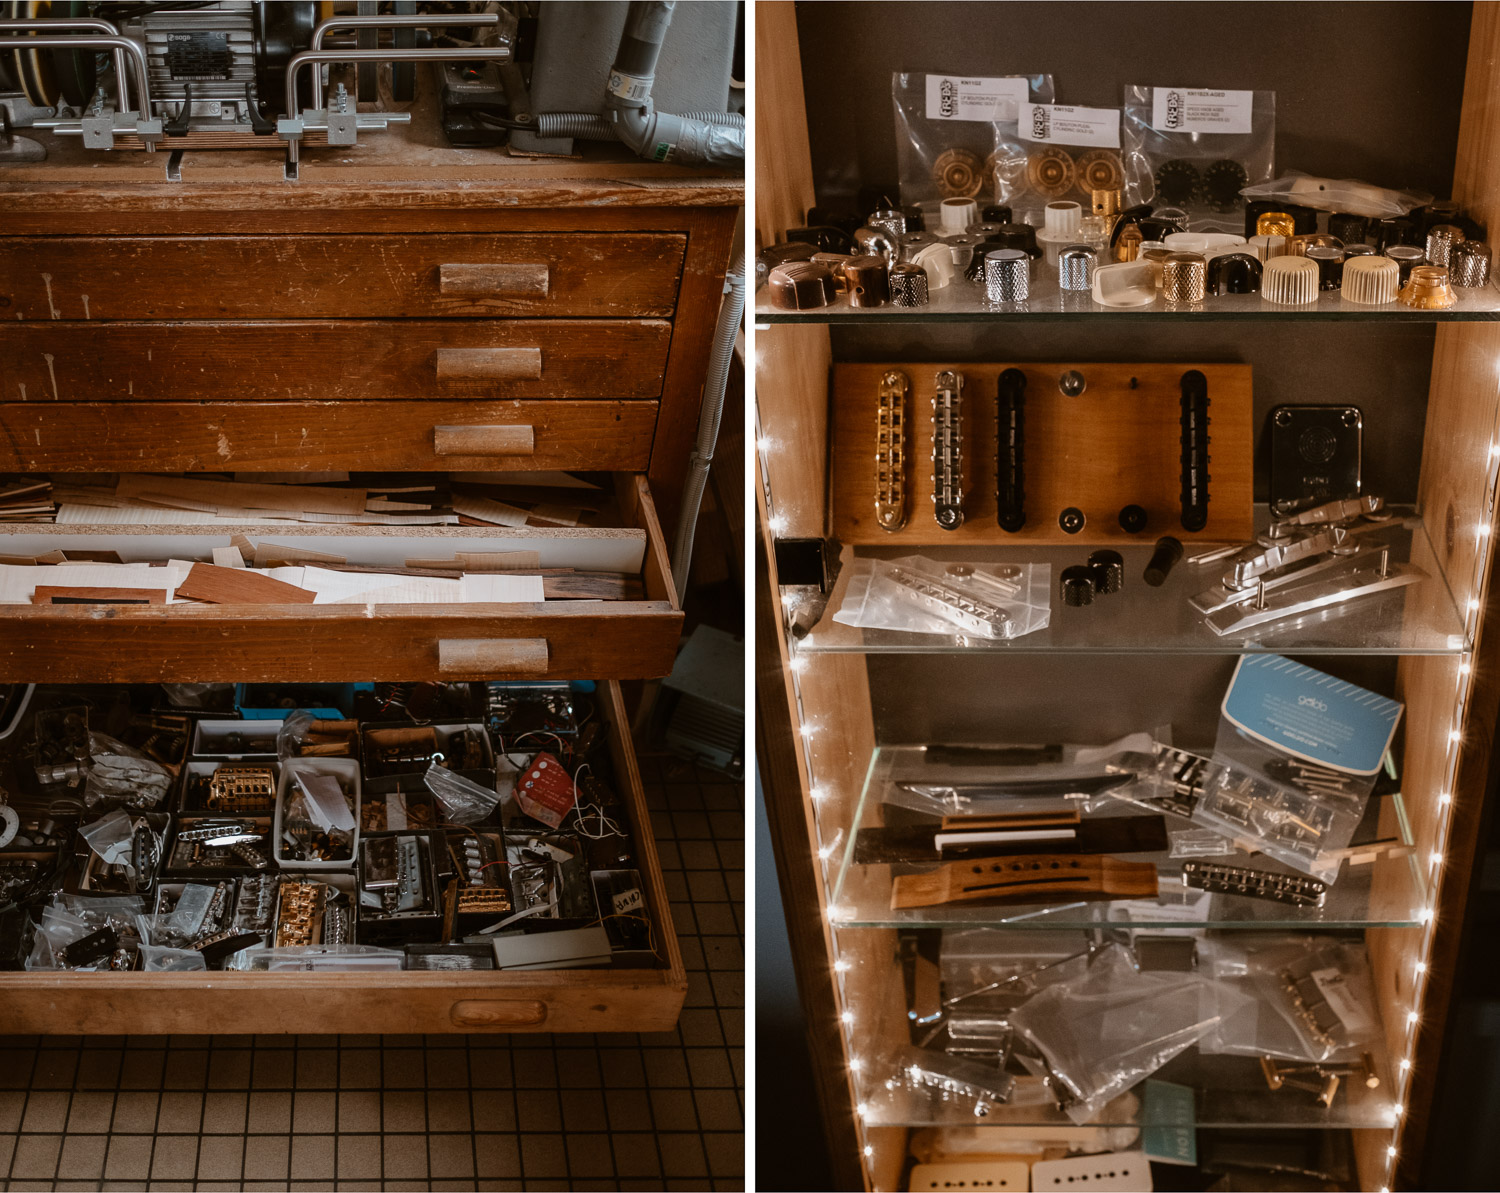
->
xmin=0 ymin=141 xmax=741 ymax=1033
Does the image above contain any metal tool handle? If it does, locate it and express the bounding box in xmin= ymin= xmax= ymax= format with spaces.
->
xmin=439 ymin=263 xmax=550 ymax=297
xmin=437 ymin=638 xmax=549 ymax=676
xmin=434 ymin=347 xmax=543 ymax=381
xmin=432 ymin=425 xmax=535 ymax=456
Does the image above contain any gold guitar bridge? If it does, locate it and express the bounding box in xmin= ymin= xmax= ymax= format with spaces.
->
xmin=874 ymin=370 xmax=909 ymax=531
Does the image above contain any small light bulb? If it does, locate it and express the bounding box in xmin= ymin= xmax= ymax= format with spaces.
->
xmin=790 ymin=655 xmax=809 ymax=674
xmin=1408 ymin=1010 xmax=1420 ymax=1026
xmin=800 ymin=723 xmax=816 ymax=740
xmin=1393 ymin=1103 xmax=1405 ymax=1117
xmin=856 ymin=1102 xmax=869 ymax=1119
xmin=757 ymin=436 xmax=774 ymax=454
xmin=1489 ymin=442 xmax=1499 ymax=461
xmin=1480 ymin=524 xmax=1492 ymax=539
xmin=769 ymin=514 xmax=788 ymax=535
xmin=834 ymin=959 xmax=851 ymax=974
xmin=1461 ymin=662 xmax=1473 ymax=676
xmin=1420 ymin=906 xmax=1434 ymax=924
xmin=781 ymin=591 xmax=801 ymax=610
xmin=864 ymin=1146 xmax=874 ymax=1159
xmin=1400 ymin=1058 xmax=1413 ymax=1073
xmin=810 ymin=786 xmax=828 ymax=803
xmin=1469 ymin=598 xmax=1481 ymax=613
xmin=841 ymin=1010 xmax=854 ymax=1026
xmin=1431 ymin=851 xmax=1444 ymax=868
xmin=1440 ymin=792 xmax=1453 ymax=806
xmin=1450 ymin=729 xmax=1462 ymax=744
xmin=828 ymin=904 xmax=852 ymax=923
xmin=1416 ymin=960 xmax=1428 ymax=976
xmin=850 ymin=1057 xmax=864 ymax=1073
xmin=1388 ymin=1145 xmax=1398 ymax=1159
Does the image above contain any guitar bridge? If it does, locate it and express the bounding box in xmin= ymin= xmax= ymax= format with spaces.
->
xmin=1181 ymin=859 xmax=1328 ymax=908
xmin=885 ymin=564 xmax=1016 ymax=639
xmin=932 ymin=370 xmax=965 ymax=530
xmin=874 ymin=370 xmax=910 ymax=531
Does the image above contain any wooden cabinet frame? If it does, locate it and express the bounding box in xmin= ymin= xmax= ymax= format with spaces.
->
xmin=753 ymin=3 xmax=1500 ymax=1188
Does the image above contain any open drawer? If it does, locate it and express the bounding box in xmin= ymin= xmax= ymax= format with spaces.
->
xmin=0 ymin=680 xmax=687 ymax=1035
xmin=0 ymin=474 xmax=683 ymax=683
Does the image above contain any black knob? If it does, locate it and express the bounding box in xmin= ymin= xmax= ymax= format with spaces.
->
xmin=902 ymin=204 xmax=926 ymax=232
xmin=785 ymin=225 xmax=855 ymax=253
xmin=982 ymin=204 xmax=1013 ymax=224
xmin=1087 ymin=550 xmax=1124 ymax=595
xmin=1328 ymin=212 xmax=1369 ymax=245
xmin=1207 ymin=252 xmax=1262 ymax=295
xmin=1118 ymin=504 xmax=1148 ymax=534
xmin=1143 ymin=536 xmax=1185 ymax=587
xmin=1061 ymin=565 xmax=1096 ymax=606
xmin=1058 ymin=507 xmax=1086 ymax=534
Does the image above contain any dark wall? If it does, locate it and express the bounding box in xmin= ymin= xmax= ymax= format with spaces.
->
xmin=796 ymin=1 xmax=1472 ymax=206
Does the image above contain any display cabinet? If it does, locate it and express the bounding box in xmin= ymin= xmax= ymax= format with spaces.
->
xmin=754 ymin=3 xmax=1500 ymax=1189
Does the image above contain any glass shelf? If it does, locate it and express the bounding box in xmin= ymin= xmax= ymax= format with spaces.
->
xmin=859 ymin=1046 xmax=1399 ymax=1129
xmin=796 ymin=511 xmax=1467 ymax=657
xmin=829 ymin=745 xmax=1426 ymax=930
xmin=755 ymin=272 xmax=1500 ymax=324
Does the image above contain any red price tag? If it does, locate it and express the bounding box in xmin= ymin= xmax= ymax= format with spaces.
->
xmin=516 ymin=752 xmax=577 ymax=829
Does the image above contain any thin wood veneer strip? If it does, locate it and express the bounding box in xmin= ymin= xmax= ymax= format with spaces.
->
xmin=175 ymin=562 xmax=317 ymax=604
xmin=33 ymin=587 xmax=165 ymax=605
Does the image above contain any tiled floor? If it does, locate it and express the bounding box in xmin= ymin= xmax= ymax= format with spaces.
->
xmin=0 ymin=753 xmax=744 ymax=1193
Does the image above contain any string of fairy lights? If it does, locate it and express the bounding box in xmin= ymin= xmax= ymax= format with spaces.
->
xmin=757 ymin=370 xmax=1500 ymax=1192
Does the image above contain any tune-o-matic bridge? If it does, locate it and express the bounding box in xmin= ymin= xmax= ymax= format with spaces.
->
xmin=932 ymin=370 xmax=965 ymax=530
xmin=875 ymin=370 xmax=910 ymax=531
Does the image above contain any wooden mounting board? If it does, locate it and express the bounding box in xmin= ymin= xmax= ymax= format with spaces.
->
xmin=830 ymin=362 xmax=1254 ymax=545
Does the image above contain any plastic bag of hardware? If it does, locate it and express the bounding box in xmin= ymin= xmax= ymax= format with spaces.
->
xmin=1192 ymin=657 xmax=1400 ymax=880
xmin=1121 ymin=85 xmax=1275 ymax=225
xmin=84 ymin=732 xmax=172 ymax=810
xmin=424 ymin=760 xmax=502 ymax=824
xmin=1198 ymin=937 xmax=1381 ymax=1064
xmin=27 ymin=894 xmax=147 ymax=971
xmin=78 ymin=809 xmax=135 ymax=865
xmin=995 ymin=103 xmax=1126 ymax=218
xmin=833 ymin=556 xmax=1050 ymax=641
xmin=139 ymin=945 xmax=207 ymax=972
xmin=880 ymin=732 xmax=1156 ymax=818
xmin=1239 ymin=172 xmax=1431 ymax=220
xmin=226 ymin=944 xmax=405 ymax=972
xmin=892 ymin=71 xmax=1056 ymax=211
xmin=882 ymin=1045 xmax=1016 ymax=1117
xmin=1008 ymin=942 xmax=1243 ymax=1122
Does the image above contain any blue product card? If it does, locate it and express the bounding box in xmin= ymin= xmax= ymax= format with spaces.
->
xmin=1141 ymin=1079 xmax=1196 ymax=1166
xmin=1221 ymin=655 xmax=1403 ymax=775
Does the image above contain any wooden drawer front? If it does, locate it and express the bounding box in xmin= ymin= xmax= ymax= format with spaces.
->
xmin=0 ymin=603 xmax=684 ymax=683
xmin=0 ymin=400 xmax=657 ymax=472
xmin=0 ymin=233 xmax=687 ymax=319
xmin=0 ymin=681 xmax=687 ymax=1034
xmin=0 ymin=320 xmax=670 ymax=401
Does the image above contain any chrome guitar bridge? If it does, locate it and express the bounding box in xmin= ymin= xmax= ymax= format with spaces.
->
xmin=875 ymin=370 xmax=910 ymax=531
xmin=885 ymin=564 xmax=1015 ymax=638
xmin=932 ymin=370 xmax=965 ymax=530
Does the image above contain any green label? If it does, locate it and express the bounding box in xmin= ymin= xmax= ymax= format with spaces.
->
xmin=1142 ymin=1079 xmax=1196 ymax=1166
xmin=652 ymin=142 xmax=674 ymax=162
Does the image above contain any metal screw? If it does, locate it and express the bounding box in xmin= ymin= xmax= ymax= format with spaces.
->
xmin=1058 ymin=370 xmax=1087 ymax=397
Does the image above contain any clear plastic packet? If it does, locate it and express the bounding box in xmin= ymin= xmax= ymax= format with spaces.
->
xmin=1122 ymin=85 xmax=1275 ymax=227
xmin=1239 ymin=172 xmax=1431 ymax=220
xmin=882 ymin=1045 xmax=1016 ymax=1118
xmin=277 ymin=712 xmax=319 ymax=762
xmin=140 ymin=944 xmax=206 ymax=972
xmin=27 ymin=893 xmax=147 ymax=970
xmin=893 ymin=71 xmax=1056 ymax=211
xmin=1007 ymin=942 xmax=1240 ymax=1122
xmin=84 ymin=732 xmax=172 ymax=810
xmin=1198 ymin=936 xmax=1380 ymax=1063
xmin=1169 ymin=828 xmax=1238 ymax=858
xmin=1000 ymin=104 xmax=1126 ymax=219
xmin=833 ymin=556 xmax=1050 ymax=641
xmin=78 ymin=808 xmax=135 ymax=864
xmin=226 ymin=944 xmax=405 ymax=971
xmin=424 ymin=759 xmax=501 ymax=824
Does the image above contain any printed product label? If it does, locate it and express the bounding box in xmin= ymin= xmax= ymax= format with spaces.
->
xmin=1020 ymin=103 xmax=1120 ymax=148
xmin=1220 ymin=655 xmax=1403 ymax=775
xmin=1312 ymin=965 xmax=1377 ymax=1035
xmin=924 ymin=74 xmax=1029 ymax=123
xmin=1151 ymin=87 xmax=1254 ymax=134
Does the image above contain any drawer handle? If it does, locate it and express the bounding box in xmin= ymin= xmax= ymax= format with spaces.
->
xmin=439 ymin=262 xmax=551 ymax=297
xmin=435 ymin=347 xmax=543 ymax=380
xmin=433 ymin=424 xmax=535 ymax=456
xmin=449 ymin=999 xmax=549 ymax=1028
xmin=438 ymin=638 xmax=549 ymax=675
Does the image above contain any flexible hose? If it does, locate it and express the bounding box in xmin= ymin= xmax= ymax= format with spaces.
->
xmin=670 ymin=228 xmax=746 ymax=597
xmin=533 ymin=110 xmax=744 ymax=140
